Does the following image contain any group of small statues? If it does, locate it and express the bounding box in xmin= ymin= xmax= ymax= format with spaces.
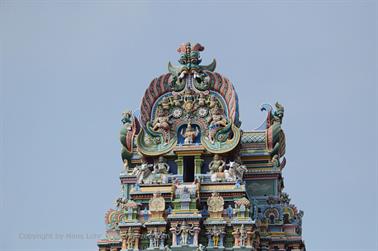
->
xmin=232 ymin=225 xmax=248 ymax=247
xmin=208 ymin=154 xmax=247 ymax=182
xmin=131 ymin=157 xmax=170 ymax=184
xmin=124 ymin=153 xmax=246 ymax=184
xmin=120 ymin=228 xmax=139 ymax=250
xmin=146 ymin=227 xmax=167 ymax=249
xmin=148 ymin=88 xmax=230 ymax=146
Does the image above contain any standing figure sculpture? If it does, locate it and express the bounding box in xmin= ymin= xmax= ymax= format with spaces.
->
xmin=207 ymin=108 xmax=227 ymax=144
xmin=207 ymin=225 xmax=223 ymax=248
xmin=181 ymin=122 xmax=200 ymax=144
xmin=153 ymin=109 xmax=171 ymax=144
xmin=132 ymin=160 xmax=153 ymax=184
xmin=239 ymin=225 xmax=247 ymax=247
xmin=176 ymin=221 xmax=193 ymax=245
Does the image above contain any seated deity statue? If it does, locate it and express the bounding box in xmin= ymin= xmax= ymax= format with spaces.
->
xmin=180 ymin=123 xmax=199 ymax=144
xmin=161 ymin=97 xmax=171 ymax=110
xmin=152 ymin=156 xmax=170 ymax=183
xmin=209 ymin=154 xmax=226 ymax=182
xmin=173 ymin=94 xmax=182 ymax=107
xmin=208 ymin=96 xmax=218 ymax=112
xmin=209 ymin=154 xmax=225 ymax=173
xmin=197 ymin=93 xmax=206 ymax=107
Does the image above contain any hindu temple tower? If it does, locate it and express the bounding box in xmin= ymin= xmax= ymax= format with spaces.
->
xmin=97 ymin=43 xmax=306 ymax=251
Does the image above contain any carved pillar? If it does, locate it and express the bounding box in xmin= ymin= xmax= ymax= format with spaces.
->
xmin=175 ymin=156 xmax=183 ymax=176
xmin=120 ymin=231 xmax=127 ymax=250
xmin=193 ymin=226 xmax=201 ymax=246
xmin=133 ymin=233 xmax=140 ymax=251
xmin=170 ymin=227 xmax=177 ymax=247
xmin=194 ymin=155 xmax=203 ymax=176
xmin=246 ymin=226 xmax=253 ymax=247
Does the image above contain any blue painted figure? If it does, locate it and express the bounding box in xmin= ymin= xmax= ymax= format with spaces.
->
xmin=143 ymin=207 xmax=149 ymax=221
xmin=227 ymin=204 xmax=233 ymax=219
xmin=134 ymin=183 xmax=140 ymax=191
xmin=201 ymin=206 xmax=209 ymax=218
xmin=235 ymin=179 xmax=241 ymax=189
xmin=166 ymin=205 xmax=173 ymax=215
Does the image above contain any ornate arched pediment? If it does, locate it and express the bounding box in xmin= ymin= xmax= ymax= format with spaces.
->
xmin=137 ymin=43 xmax=241 ymax=156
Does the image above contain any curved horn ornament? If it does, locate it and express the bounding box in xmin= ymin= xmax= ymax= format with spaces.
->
xmin=200 ymin=59 xmax=216 ymax=72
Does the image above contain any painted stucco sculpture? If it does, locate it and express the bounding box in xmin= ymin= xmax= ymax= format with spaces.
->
xmin=97 ymin=43 xmax=306 ymax=251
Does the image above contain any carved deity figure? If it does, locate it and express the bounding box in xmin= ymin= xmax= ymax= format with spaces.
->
xmin=132 ymin=160 xmax=153 ymax=184
xmin=155 ymin=157 xmax=170 ymax=174
xmin=176 ymin=221 xmax=193 ymax=245
xmin=173 ymin=94 xmax=182 ymax=107
xmin=207 ymin=108 xmax=227 ymax=143
xmin=152 ymin=156 xmax=170 ymax=183
xmin=147 ymin=227 xmax=161 ymax=248
xmin=181 ymin=123 xmax=199 ymax=144
xmin=208 ymin=96 xmax=219 ymax=112
xmin=152 ymin=109 xmax=171 ymax=143
xmin=207 ymin=225 xmax=223 ymax=247
xmin=227 ymin=204 xmax=233 ymax=219
xmin=212 ymin=227 xmax=220 ymax=247
xmin=197 ymin=93 xmax=206 ymax=107
xmin=239 ymin=225 xmax=247 ymax=247
xmin=182 ymin=89 xmax=196 ymax=113
xmin=125 ymin=228 xmax=134 ymax=249
xmin=232 ymin=227 xmax=241 ymax=247
xmin=161 ymin=97 xmax=171 ymax=110
xmin=209 ymin=154 xmax=226 ymax=182
xmin=209 ymin=154 xmax=225 ymax=173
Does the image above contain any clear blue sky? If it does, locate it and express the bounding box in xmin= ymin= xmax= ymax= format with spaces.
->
xmin=1 ymin=1 xmax=377 ymax=251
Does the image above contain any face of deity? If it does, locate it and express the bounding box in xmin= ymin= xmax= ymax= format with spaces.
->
xmin=158 ymin=156 xmax=164 ymax=163
xmin=214 ymin=154 xmax=220 ymax=161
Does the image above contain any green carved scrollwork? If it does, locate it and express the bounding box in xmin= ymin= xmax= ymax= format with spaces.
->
xmin=136 ymin=128 xmax=177 ymax=156
xmin=202 ymin=124 xmax=241 ymax=154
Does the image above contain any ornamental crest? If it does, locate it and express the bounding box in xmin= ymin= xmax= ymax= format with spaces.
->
xmin=207 ymin=192 xmax=224 ymax=219
xmin=148 ymin=192 xmax=165 ymax=221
